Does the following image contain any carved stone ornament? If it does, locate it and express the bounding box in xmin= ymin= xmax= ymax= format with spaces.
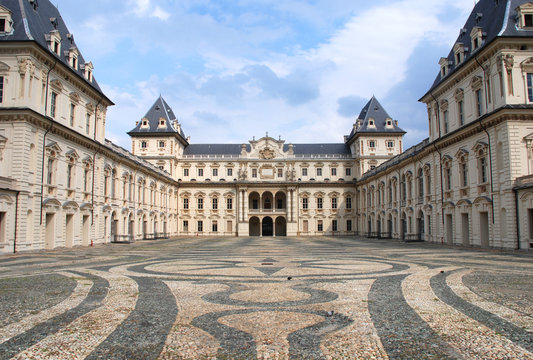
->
xmin=259 ymin=147 xmax=275 ymax=159
xmin=503 ymin=54 xmax=514 ymax=72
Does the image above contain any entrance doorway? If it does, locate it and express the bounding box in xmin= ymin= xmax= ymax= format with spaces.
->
xmin=275 ymin=217 xmax=287 ymax=236
xmin=262 ymin=216 xmax=273 ymax=236
xmin=249 ymin=217 xmax=260 ymax=236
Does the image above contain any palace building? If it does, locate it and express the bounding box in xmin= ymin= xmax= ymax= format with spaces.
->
xmin=1 ymin=0 xmax=533 ymax=254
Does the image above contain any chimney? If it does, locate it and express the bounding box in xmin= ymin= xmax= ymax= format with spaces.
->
xmin=173 ymin=120 xmax=181 ymax=133
xmin=394 ymin=120 xmax=398 ymax=126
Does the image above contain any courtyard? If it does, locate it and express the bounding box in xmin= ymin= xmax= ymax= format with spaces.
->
xmin=0 ymin=236 xmax=532 ymax=359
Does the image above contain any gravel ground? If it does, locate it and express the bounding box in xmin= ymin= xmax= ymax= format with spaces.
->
xmin=0 ymin=236 xmax=531 ymax=359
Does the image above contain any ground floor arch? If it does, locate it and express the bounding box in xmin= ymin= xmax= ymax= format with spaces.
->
xmin=275 ymin=216 xmax=287 ymax=236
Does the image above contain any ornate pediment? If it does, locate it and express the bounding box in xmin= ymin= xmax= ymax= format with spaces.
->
xmin=245 ymin=135 xmax=292 ymax=160
xmin=259 ymin=147 xmax=275 ymax=159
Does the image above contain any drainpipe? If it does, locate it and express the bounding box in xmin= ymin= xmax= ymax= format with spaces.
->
xmin=91 ymin=144 xmax=102 ymax=225
xmin=39 ymin=60 xmax=57 ymax=225
xmin=475 ymin=56 xmax=496 ymax=225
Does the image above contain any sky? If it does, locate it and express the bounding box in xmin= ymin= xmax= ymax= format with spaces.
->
xmin=55 ymin=0 xmax=476 ymax=149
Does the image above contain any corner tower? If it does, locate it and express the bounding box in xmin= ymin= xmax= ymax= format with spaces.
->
xmin=128 ymin=96 xmax=188 ymax=176
xmin=345 ymin=96 xmax=405 ymax=177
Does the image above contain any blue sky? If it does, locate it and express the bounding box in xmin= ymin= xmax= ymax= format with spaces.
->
xmin=56 ymin=0 xmax=475 ymax=149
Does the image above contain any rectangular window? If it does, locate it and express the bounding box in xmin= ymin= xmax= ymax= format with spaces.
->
xmin=69 ymin=103 xmax=75 ymax=127
xmin=227 ymin=168 xmax=233 ymax=177
xmin=197 ymin=221 xmax=203 ymax=232
xmin=277 ymin=168 xmax=283 ymax=178
xmin=198 ymin=168 xmax=203 ymax=177
xmin=476 ymin=89 xmax=483 ymax=117
xmin=184 ymin=168 xmax=189 ymax=177
xmin=212 ymin=198 xmax=218 ymax=210
xmin=458 ymin=100 xmax=464 ymax=126
xmin=84 ymin=169 xmax=89 ymax=192
xmin=67 ymin=163 xmax=73 ymax=188
xmin=387 ymin=141 xmax=394 ymax=148
xmin=302 ymin=168 xmax=308 ymax=176
xmin=183 ymin=198 xmax=189 ymax=209
xmin=369 ymin=140 xmax=376 ymax=149
xmin=47 ymin=158 xmax=54 ymax=184
xmin=332 ymin=220 xmax=338 ymax=232
xmin=443 ymin=110 xmax=449 ymax=134
xmin=462 ymin=163 xmax=468 ymax=187
xmin=317 ymin=197 xmax=323 ymax=209
xmin=0 ymin=76 xmax=4 ymax=103
xmin=183 ymin=220 xmax=188 ymax=232
xmin=345 ymin=168 xmax=351 ymax=176
xmin=446 ymin=167 xmax=452 ymax=190
xmin=227 ymin=220 xmax=232 ymax=232
xmin=50 ymin=92 xmax=57 ymax=118
xmin=480 ymin=157 xmax=487 ymax=183
xmin=527 ymin=73 xmax=533 ymax=102
xmin=317 ymin=168 xmax=322 ymax=176
xmin=252 ymin=168 xmax=257 ymax=178
xmin=331 ymin=168 xmax=337 ymax=176
xmin=86 ymin=113 xmax=90 ymax=134
xmin=159 ymin=141 xmax=165 ymax=148
xmin=317 ymin=220 xmax=323 ymax=232
xmin=346 ymin=197 xmax=352 ymax=209
xmin=0 ymin=19 xmax=5 ymax=33
xmin=213 ymin=168 xmax=218 ymax=177
xmin=526 ymin=14 xmax=533 ymax=27
xmin=347 ymin=219 xmax=352 ymax=232
xmin=227 ymin=198 xmax=232 ymax=210
xmin=302 ymin=198 xmax=308 ymax=209
xmin=332 ymin=197 xmax=337 ymax=209
xmin=197 ymin=198 xmax=203 ymax=209
xmin=212 ymin=221 xmax=218 ymax=232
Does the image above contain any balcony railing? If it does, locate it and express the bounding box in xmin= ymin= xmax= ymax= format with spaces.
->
xmin=111 ymin=234 xmax=134 ymax=243
xmin=248 ymin=208 xmax=286 ymax=213
xmin=403 ymin=233 xmax=424 ymax=242
xmin=143 ymin=232 xmax=170 ymax=240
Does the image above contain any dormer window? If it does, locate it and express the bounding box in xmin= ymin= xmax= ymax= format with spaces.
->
xmin=45 ymin=30 xmax=62 ymax=56
xmin=439 ymin=57 xmax=449 ymax=77
xmin=517 ymin=3 xmax=533 ymax=28
xmin=453 ymin=42 xmax=466 ymax=65
xmin=368 ymin=118 xmax=375 ymax=127
xmin=0 ymin=5 xmax=13 ymax=34
xmin=67 ymin=47 xmax=79 ymax=70
xmin=141 ymin=119 xmax=149 ymax=127
xmin=82 ymin=62 xmax=93 ymax=82
xmin=386 ymin=119 xmax=392 ymax=127
xmin=158 ymin=118 xmax=166 ymax=127
xmin=470 ymin=26 xmax=484 ymax=51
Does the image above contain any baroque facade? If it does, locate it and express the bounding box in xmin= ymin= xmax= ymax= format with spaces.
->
xmin=1 ymin=0 xmax=533 ymax=254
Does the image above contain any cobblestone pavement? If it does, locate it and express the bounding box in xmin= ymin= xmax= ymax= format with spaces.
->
xmin=0 ymin=236 xmax=532 ymax=359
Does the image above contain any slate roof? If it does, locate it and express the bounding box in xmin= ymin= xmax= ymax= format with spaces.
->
xmin=128 ymin=96 xmax=188 ymax=142
xmin=0 ymin=0 xmax=110 ymax=102
xmin=182 ymin=143 xmax=351 ymax=156
xmin=345 ymin=96 xmax=405 ymax=142
xmin=104 ymin=139 xmax=174 ymax=181
xmin=424 ymin=0 xmax=533 ymax=96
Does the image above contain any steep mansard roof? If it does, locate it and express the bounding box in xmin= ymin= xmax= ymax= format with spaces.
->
xmin=425 ymin=0 xmax=533 ymax=95
xmin=0 ymin=0 xmax=109 ymax=101
xmin=128 ymin=96 xmax=188 ymax=141
xmin=183 ymin=143 xmax=352 ymax=156
xmin=345 ymin=96 xmax=405 ymax=142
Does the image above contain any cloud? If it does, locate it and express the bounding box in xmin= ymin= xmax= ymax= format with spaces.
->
xmin=78 ymin=0 xmax=478 ymax=149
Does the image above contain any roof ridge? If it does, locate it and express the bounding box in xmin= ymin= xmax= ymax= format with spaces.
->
xmin=18 ymin=0 xmax=34 ymax=40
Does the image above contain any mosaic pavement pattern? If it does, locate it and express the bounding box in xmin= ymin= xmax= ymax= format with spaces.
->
xmin=0 ymin=236 xmax=532 ymax=359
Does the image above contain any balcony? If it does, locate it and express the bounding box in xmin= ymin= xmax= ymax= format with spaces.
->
xmin=248 ymin=208 xmax=286 ymax=214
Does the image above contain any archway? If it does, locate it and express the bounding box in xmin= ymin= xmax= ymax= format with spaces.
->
xmin=275 ymin=217 xmax=287 ymax=236
xmin=249 ymin=192 xmax=260 ymax=210
xmin=262 ymin=191 xmax=274 ymax=211
xmin=249 ymin=216 xmax=260 ymax=236
xmin=387 ymin=214 xmax=393 ymax=238
xmin=262 ymin=216 xmax=273 ymax=236
xmin=274 ymin=191 xmax=286 ymax=210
